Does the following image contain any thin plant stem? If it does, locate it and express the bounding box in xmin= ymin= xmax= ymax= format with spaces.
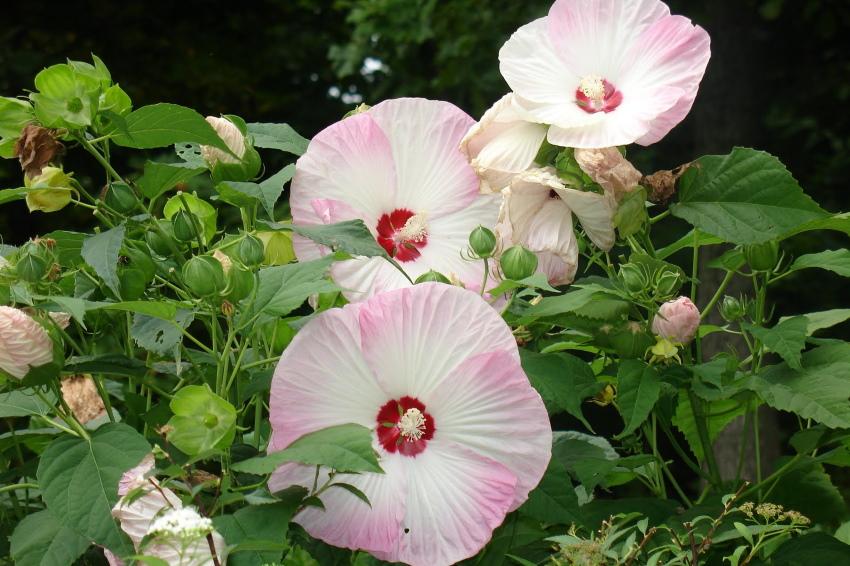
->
xmin=700 ymin=269 xmax=735 ymax=321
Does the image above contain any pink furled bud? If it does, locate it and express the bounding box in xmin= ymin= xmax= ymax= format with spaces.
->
xmin=652 ymin=296 xmax=700 ymax=344
xmin=0 ymin=306 xmax=53 ymax=379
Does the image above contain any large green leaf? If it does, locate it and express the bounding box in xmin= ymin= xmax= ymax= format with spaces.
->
xmin=240 ymin=255 xmax=337 ymax=323
xmin=81 ymin=224 xmax=125 ymax=298
xmin=781 ymin=309 xmax=850 ymax=336
xmin=213 ymin=492 xmax=306 ymax=566
xmin=552 ymin=431 xmax=619 ymax=492
xmin=519 ymin=459 xmax=581 ymax=526
xmin=231 ymin=424 xmax=382 ymax=475
xmin=519 ymin=349 xmax=601 ymax=430
xmin=615 ymin=360 xmax=661 ymax=439
xmin=10 ymin=509 xmax=91 ymax=566
xmin=671 ymin=393 xmax=747 ymax=462
xmin=656 ymin=229 xmax=724 ymax=260
xmin=0 ymin=389 xmax=55 ymax=418
xmin=670 ymin=148 xmax=827 ymax=244
xmin=745 ymin=316 xmax=809 ymax=370
xmin=292 ymin=220 xmax=388 ymax=258
xmin=746 ymin=343 xmax=850 ymax=428
xmin=248 ymin=122 xmax=309 ymax=155
xmin=137 ymin=160 xmax=206 ymax=199
xmin=112 ymin=103 xmax=229 ymax=150
xmin=769 ymin=459 xmax=846 ymax=524
xmin=0 ymin=187 xmax=27 ymax=206
xmin=788 ymin=249 xmax=850 ymax=278
xmin=772 ymin=533 xmax=850 ymax=565
xmin=36 ymin=423 xmax=151 ymax=555
xmin=782 ymin=212 xmax=850 ymax=240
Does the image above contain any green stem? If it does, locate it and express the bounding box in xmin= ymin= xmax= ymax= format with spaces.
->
xmin=650 ymin=209 xmax=671 ymax=224
xmin=688 ymin=391 xmax=722 ymax=487
xmin=0 ymin=483 xmax=39 ymax=495
xmin=240 ymin=356 xmax=281 ymax=371
xmin=754 ymin=408 xmax=763 ymax=498
xmin=479 ymin=258 xmax=490 ymax=296
xmin=700 ymin=269 xmax=735 ymax=321
xmin=77 ymin=135 xmax=126 ymax=184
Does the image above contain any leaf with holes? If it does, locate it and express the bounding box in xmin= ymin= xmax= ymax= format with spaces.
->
xmin=131 ymin=309 xmax=193 ymax=355
xmin=36 ymin=423 xmax=151 ymax=555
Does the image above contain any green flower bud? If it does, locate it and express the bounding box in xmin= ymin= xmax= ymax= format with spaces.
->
xmin=202 ymin=115 xmax=262 ymax=183
xmin=654 ymin=268 xmax=682 ymax=298
xmin=237 ymin=234 xmax=265 ymax=268
xmin=16 ymin=249 xmax=48 ymax=282
xmin=618 ymin=263 xmax=648 ymax=294
xmin=720 ymin=295 xmax=745 ymax=322
xmin=172 ymin=209 xmax=200 ymax=243
xmin=468 ymin=226 xmax=497 ymax=258
xmin=223 ymin=262 xmax=255 ymax=302
xmin=123 ymin=248 xmax=156 ymax=284
xmin=118 ymin=268 xmax=147 ymax=300
xmin=182 ymin=255 xmax=226 ymax=298
xmin=145 ymin=220 xmax=177 ymax=257
xmin=500 ymin=245 xmax=538 ymax=281
xmin=24 ymin=166 xmax=74 ymax=213
xmin=415 ymin=270 xmax=451 ymax=284
xmin=104 ymin=182 xmax=137 ymax=214
xmin=743 ymin=241 xmax=780 ymax=272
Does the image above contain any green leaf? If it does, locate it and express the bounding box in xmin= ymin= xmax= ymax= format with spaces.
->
xmin=248 ymin=122 xmax=309 ymax=155
xmin=519 ymin=459 xmax=581 ymax=526
xmin=112 ymin=103 xmax=230 ymax=150
xmin=166 ymin=385 xmax=237 ymax=456
xmin=64 ymin=353 xmax=148 ymax=378
xmin=769 ymin=459 xmax=846 ymax=524
xmin=0 ymin=389 xmax=55 ymax=418
xmin=656 ymin=229 xmax=724 ymax=260
xmin=745 ymin=316 xmax=809 ymax=370
xmin=523 ymin=287 xmax=599 ymax=318
xmin=241 ymin=255 xmax=337 ymax=323
xmin=474 ymin=514 xmax=548 ymax=566
xmin=672 ymin=394 xmax=747 ymax=461
xmin=43 ymin=230 xmax=86 ymax=266
xmin=98 ymin=300 xmax=180 ymax=320
xmin=0 ymin=187 xmax=27 ymax=206
xmin=213 ymin=493 xmax=306 ymax=566
xmin=782 ymin=212 xmax=850 ymax=240
xmin=781 ymin=309 xmax=850 ymax=336
xmin=81 ymin=224 xmax=125 ymax=298
xmin=487 ymin=273 xmax=559 ymax=296
xmin=231 ymin=423 xmax=382 ymax=474
xmin=36 ymin=423 xmax=151 ymax=555
xmin=789 ymin=249 xmax=850 ymax=278
xmin=292 ymin=220 xmax=388 ymax=258
xmin=746 ymin=343 xmax=850 ymax=428
xmin=552 ymin=431 xmax=619 ymax=492
xmin=131 ymin=309 xmax=193 ymax=355
xmin=772 ymin=533 xmax=850 ymax=565
xmin=10 ymin=509 xmax=91 ymax=566
xmin=137 ymin=161 xmax=206 ymax=200
xmin=615 ymin=360 xmax=661 ymax=439
xmin=670 ymin=147 xmax=827 ymax=244
xmin=519 ymin=349 xmax=601 ymax=429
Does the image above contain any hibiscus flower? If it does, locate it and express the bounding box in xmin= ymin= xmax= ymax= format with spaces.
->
xmin=499 ymin=0 xmax=710 ymax=148
xmin=268 ymin=283 xmax=551 ymax=565
xmin=291 ymin=98 xmax=500 ymax=301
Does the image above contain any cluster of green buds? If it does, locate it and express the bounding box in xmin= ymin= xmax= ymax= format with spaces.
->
xmin=13 ymin=238 xmax=58 ymax=284
xmin=181 ymin=233 xmax=264 ymax=305
xmin=618 ymin=257 xmax=683 ymax=302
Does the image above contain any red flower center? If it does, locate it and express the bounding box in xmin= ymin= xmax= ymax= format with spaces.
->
xmin=376 ymin=396 xmax=435 ymax=457
xmin=575 ymin=76 xmax=623 ymax=114
xmin=376 ymin=209 xmax=429 ymax=262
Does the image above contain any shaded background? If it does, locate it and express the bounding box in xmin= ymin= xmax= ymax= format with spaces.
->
xmin=1 ymin=0 xmax=849 ymax=488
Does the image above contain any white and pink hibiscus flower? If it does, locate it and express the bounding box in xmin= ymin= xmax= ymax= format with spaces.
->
xmin=268 ymin=283 xmax=551 ymax=566
xmin=498 ymin=0 xmax=710 ymax=148
xmin=291 ymin=98 xmax=501 ymax=301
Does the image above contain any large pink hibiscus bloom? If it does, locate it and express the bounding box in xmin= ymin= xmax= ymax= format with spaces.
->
xmin=291 ymin=98 xmax=500 ymax=301
xmin=499 ymin=0 xmax=710 ymax=148
xmin=268 ymin=283 xmax=551 ymax=565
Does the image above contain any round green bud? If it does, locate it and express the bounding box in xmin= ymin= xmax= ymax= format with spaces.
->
xmin=16 ymin=249 xmax=48 ymax=282
xmin=145 ymin=220 xmax=177 ymax=257
xmin=223 ymin=263 xmax=255 ymax=302
xmin=500 ymin=245 xmax=538 ymax=281
xmin=743 ymin=241 xmax=780 ymax=272
xmin=104 ymin=182 xmax=138 ymax=215
xmin=415 ymin=270 xmax=451 ymax=284
xmin=119 ymin=268 xmax=147 ymax=300
xmin=468 ymin=225 xmax=498 ymax=258
xmin=618 ymin=263 xmax=648 ymax=294
xmin=654 ymin=269 xmax=681 ymax=298
xmin=237 ymin=234 xmax=265 ymax=268
xmin=182 ymin=255 xmax=226 ymax=298
xmin=172 ymin=209 xmax=200 ymax=243
xmin=720 ymin=295 xmax=745 ymax=322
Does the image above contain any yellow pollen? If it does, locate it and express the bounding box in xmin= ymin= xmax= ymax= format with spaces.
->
xmin=579 ymin=75 xmax=606 ymax=101
xmin=398 ymin=408 xmax=426 ymax=441
xmin=397 ymin=213 xmax=428 ymax=242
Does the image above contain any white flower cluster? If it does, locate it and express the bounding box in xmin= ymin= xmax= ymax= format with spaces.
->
xmin=147 ymin=507 xmax=213 ymax=539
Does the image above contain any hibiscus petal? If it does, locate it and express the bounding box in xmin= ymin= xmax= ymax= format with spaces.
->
xmin=290 ymin=112 xmax=396 ymax=230
xmin=112 ymin=482 xmax=182 ymax=548
xmin=271 ymin=457 xmax=407 ymax=556
xmin=368 ymin=98 xmax=479 ymax=216
xmin=358 ymin=284 xmax=518 ymax=400
xmin=269 ymin=305 xmax=389 ymax=451
xmin=375 ymin=440 xmax=517 ymax=566
xmin=555 ymin=185 xmax=617 ymax=251
xmin=330 ymin=256 xmax=412 ymax=303
xmin=425 ymin=350 xmax=551 ymax=510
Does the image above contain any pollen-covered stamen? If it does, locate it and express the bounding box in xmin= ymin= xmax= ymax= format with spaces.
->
xmin=575 ymin=76 xmax=623 ymax=114
xmin=578 ymin=75 xmax=606 ymax=102
xmin=376 ymin=209 xmax=429 ymax=262
xmin=398 ymin=408 xmax=427 ymax=441
xmin=397 ymin=213 xmax=429 ymax=243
